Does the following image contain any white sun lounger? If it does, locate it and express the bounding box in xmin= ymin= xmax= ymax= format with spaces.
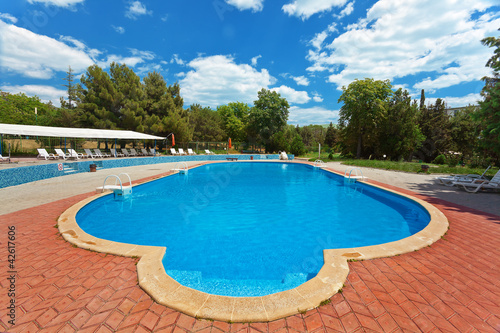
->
xmin=170 ymin=148 xmax=179 ymax=155
xmin=204 ymin=149 xmax=214 ymax=155
xmin=141 ymin=148 xmax=149 ymax=156
xmin=150 ymin=148 xmax=159 ymax=156
xmin=178 ymin=148 xmax=187 ymax=155
xmin=0 ymin=154 xmax=10 ymax=163
xmin=69 ymin=149 xmax=86 ymax=159
xmin=187 ymin=148 xmax=197 ymax=155
xmin=94 ymin=149 xmax=110 ymax=158
xmin=110 ymin=149 xmax=124 ymax=157
xmin=37 ymin=148 xmax=58 ymax=160
xmin=434 ymin=165 xmax=491 ymax=186
xmin=129 ymin=148 xmax=139 ymax=156
xmin=84 ymin=148 xmax=98 ymax=159
xmin=453 ymin=169 xmax=500 ymax=193
xmin=54 ymin=148 xmax=70 ymax=160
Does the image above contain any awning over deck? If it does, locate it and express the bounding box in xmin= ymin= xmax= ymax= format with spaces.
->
xmin=0 ymin=123 xmax=164 ymax=140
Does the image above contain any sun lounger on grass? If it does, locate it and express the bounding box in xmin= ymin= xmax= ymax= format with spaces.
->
xmin=453 ymin=169 xmax=500 ymax=193
xmin=434 ymin=165 xmax=491 ymax=186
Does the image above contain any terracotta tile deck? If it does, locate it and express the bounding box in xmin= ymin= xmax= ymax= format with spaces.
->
xmin=1 ymin=176 xmax=499 ymax=332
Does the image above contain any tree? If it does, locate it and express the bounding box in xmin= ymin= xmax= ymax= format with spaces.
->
xmin=378 ymin=88 xmax=424 ymax=160
xmin=417 ymin=98 xmax=452 ymax=162
xmin=476 ymin=29 xmax=500 ymax=162
xmin=324 ymin=122 xmax=338 ymax=149
xmin=248 ymin=88 xmax=290 ymax=151
xmin=338 ymin=78 xmax=393 ymax=158
xmin=189 ymin=104 xmax=225 ymax=141
xmin=449 ymin=106 xmax=481 ymax=161
xmin=60 ymin=66 xmax=78 ymax=109
xmin=217 ymin=102 xmax=250 ymax=141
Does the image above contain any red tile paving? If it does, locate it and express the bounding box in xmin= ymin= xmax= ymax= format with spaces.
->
xmin=1 ymin=174 xmax=499 ymax=332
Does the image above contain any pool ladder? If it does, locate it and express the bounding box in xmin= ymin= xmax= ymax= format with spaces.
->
xmin=344 ymin=168 xmax=367 ymax=183
xmin=173 ymin=162 xmax=188 ymax=174
xmin=96 ymin=173 xmax=133 ymax=198
xmin=313 ymin=160 xmax=326 ymax=168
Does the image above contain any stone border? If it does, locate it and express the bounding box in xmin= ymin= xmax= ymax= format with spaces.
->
xmin=57 ymin=162 xmax=448 ymax=322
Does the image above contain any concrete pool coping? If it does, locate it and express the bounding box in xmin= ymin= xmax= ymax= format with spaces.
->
xmin=57 ymin=161 xmax=449 ymax=322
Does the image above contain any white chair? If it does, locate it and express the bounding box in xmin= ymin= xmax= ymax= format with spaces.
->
xmin=170 ymin=148 xmax=179 ymax=155
xmin=94 ymin=149 xmax=110 ymax=158
xmin=69 ymin=149 xmax=85 ymax=159
xmin=129 ymin=148 xmax=140 ymax=156
xmin=187 ymin=148 xmax=197 ymax=155
xmin=110 ymin=149 xmax=124 ymax=157
xmin=453 ymin=169 xmax=500 ymax=193
xmin=121 ymin=148 xmax=130 ymax=157
xmin=178 ymin=148 xmax=187 ymax=155
xmin=204 ymin=149 xmax=214 ymax=155
xmin=54 ymin=148 xmax=69 ymax=160
xmin=150 ymin=148 xmax=159 ymax=156
xmin=141 ymin=148 xmax=149 ymax=156
xmin=435 ymin=166 xmax=491 ymax=186
xmin=37 ymin=148 xmax=58 ymax=160
xmin=84 ymin=148 xmax=98 ymax=159
xmin=0 ymin=154 xmax=10 ymax=163
xmin=279 ymin=151 xmax=289 ymax=160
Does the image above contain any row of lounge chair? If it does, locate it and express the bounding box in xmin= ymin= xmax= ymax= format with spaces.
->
xmin=435 ymin=166 xmax=500 ymax=193
xmin=37 ymin=148 xmax=158 ymax=160
xmin=170 ymin=148 xmax=214 ymax=155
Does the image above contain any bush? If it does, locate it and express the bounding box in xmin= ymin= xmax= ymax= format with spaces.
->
xmin=433 ymin=154 xmax=446 ymax=165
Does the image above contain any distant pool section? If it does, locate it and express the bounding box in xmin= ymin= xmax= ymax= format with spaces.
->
xmin=0 ymin=154 xmax=288 ymax=189
xmin=76 ymin=162 xmax=430 ymax=297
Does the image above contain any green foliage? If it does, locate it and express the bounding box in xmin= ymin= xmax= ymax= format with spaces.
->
xmin=417 ymin=98 xmax=452 ymax=163
xmin=378 ymin=89 xmax=424 ymax=161
xmin=289 ymin=133 xmax=306 ymax=156
xmin=324 ymin=122 xmax=338 ymax=150
xmin=433 ymin=154 xmax=446 ymax=165
xmin=248 ymin=88 xmax=290 ymax=151
xmin=338 ymin=78 xmax=393 ymax=158
xmin=450 ymin=105 xmax=481 ymax=160
xmin=477 ymin=29 xmax=500 ymax=163
xmin=217 ymin=102 xmax=250 ymax=141
xmin=0 ymin=91 xmax=60 ymax=126
xmin=189 ymin=104 xmax=225 ymax=141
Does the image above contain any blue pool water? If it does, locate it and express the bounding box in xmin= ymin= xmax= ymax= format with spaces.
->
xmin=76 ymin=162 xmax=430 ymax=296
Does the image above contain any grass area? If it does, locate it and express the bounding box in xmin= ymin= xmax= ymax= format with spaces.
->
xmin=300 ymin=153 xmax=498 ymax=177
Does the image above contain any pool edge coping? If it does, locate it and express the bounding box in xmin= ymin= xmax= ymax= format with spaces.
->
xmin=57 ymin=161 xmax=449 ymax=322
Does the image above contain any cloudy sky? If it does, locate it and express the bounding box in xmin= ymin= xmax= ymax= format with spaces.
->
xmin=0 ymin=0 xmax=498 ymax=125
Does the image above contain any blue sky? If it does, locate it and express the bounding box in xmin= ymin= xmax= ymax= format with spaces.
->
xmin=0 ymin=0 xmax=499 ymax=125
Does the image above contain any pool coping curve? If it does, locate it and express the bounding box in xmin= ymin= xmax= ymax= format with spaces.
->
xmin=57 ymin=161 xmax=449 ymax=322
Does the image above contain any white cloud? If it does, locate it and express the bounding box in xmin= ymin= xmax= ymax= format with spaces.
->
xmin=307 ymin=0 xmax=500 ymax=93
xmin=0 ymin=13 xmax=18 ymax=24
xmin=271 ymin=85 xmax=310 ymax=104
xmin=282 ymin=0 xmax=349 ymax=20
xmin=288 ymin=106 xmax=339 ymax=125
xmin=336 ymin=1 xmax=354 ymax=19
xmin=125 ymin=1 xmax=152 ymax=19
xmin=180 ymin=55 xmax=275 ymax=107
xmin=312 ymin=92 xmax=323 ymax=102
xmin=27 ymin=0 xmax=84 ymax=7
xmin=426 ymin=93 xmax=482 ymax=108
xmin=251 ymin=55 xmax=262 ymax=66
xmin=112 ymin=25 xmax=125 ymax=34
xmin=1 ymin=84 xmax=67 ymax=106
xmin=310 ymin=23 xmax=337 ymax=50
xmin=170 ymin=54 xmax=185 ymax=65
xmin=292 ymin=75 xmax=310 ymax=86
xmin=0 ymin=20 xmax=94 ymax=79
xmin=225 ymin=0 xmax=264 ymax=12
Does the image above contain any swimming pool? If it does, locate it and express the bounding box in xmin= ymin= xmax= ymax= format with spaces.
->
xmin=76 ymin=162 xmax=430 ymax=297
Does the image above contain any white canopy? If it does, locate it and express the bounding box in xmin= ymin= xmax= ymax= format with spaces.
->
xmin=0 ymin=123 xmax=164 ymax=140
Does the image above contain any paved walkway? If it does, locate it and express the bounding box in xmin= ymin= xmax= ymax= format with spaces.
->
xmin=0 ymin=163 xmax=499 ymax=332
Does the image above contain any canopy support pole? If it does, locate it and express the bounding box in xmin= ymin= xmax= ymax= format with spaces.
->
xmin=0 ymin=134 xmax=2 ymax=155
